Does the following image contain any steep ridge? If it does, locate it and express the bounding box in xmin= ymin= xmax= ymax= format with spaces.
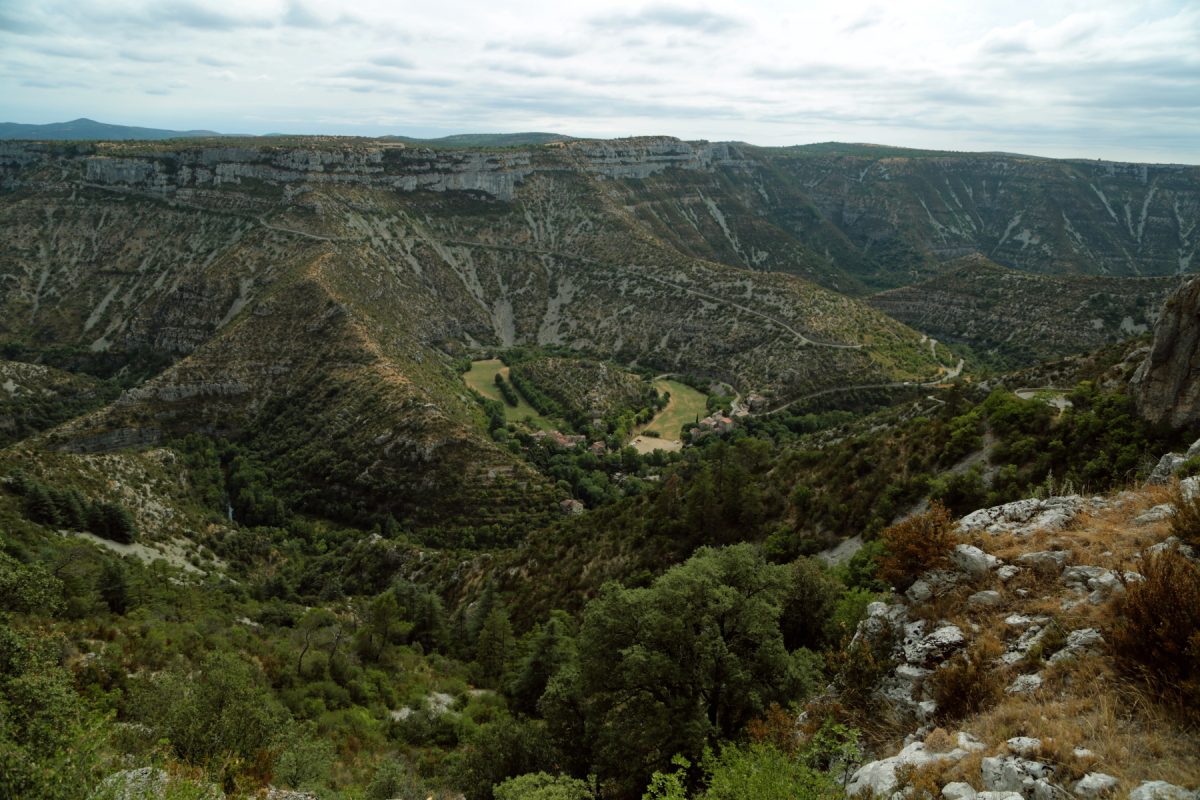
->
xmin=563 ymin=142 xmax=1200 ymax=290
xmin=1132 ymin=275 xmax=1200 ymax=429
xmin=763 ymin=146 xmax=1200 ymax=286
xmin=869 ymin=255 xmax=1179 ymax=367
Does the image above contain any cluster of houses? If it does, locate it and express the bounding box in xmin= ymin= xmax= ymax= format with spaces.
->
xmin=689 ymin=406 xmax=752 ymax=441
xmin=530 ymin=429 xmax=609 ymax=457
xmin=530 ymin=430 xmax=585 ymax=449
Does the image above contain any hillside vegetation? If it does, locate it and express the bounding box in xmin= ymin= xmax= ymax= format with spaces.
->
xmin=870 ymin=255 xmax=1179 ymax=368
xmin=1 ymin=136 xmax=1198 ymax=800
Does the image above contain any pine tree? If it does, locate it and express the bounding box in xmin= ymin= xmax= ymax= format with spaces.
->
xmin=473 ymin=609 xmax=514 ymax=688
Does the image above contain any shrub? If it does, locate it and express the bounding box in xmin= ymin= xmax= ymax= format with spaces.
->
xmin=928 ymin=636 xmax=1004 ymax=723
xmin=827 ymin=626 xmax=895 ymax=716
xmin=1169 ymin=483 xmax=1200 ymax=548
xmin=493 ymin=771 xmax=594 ymax=800
xmin=1110 ymin=550 xmax=1200 ymax=718
xmin=365 ymin=760 xmax=428 ymax=800
xmin=877 ymin=502 xmax=955 ymax=592
xmin=699 ymin=742 xmax=836 ymax=800
xmin=127 ymin=652 xmax=290 ymax=768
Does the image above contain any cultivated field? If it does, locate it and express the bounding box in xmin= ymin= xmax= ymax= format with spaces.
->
xmin=631 ymin=379 xmax=708 ymax=453
xmin=463 ymin=359 xmax=557 ymax=430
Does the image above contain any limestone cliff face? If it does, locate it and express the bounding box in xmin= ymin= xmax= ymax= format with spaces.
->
xmin=772 ymin=153 xmax=1200 ymax=282
xmin=80 ymin=145 xmax=533 ymax=201
xmin=1133 ymin=276 xmax=1200 ymax=428
xmin=0 ymin=138 xmax=748 ymax=203
xmin=5 ymin=138 xmax=1197 ymax=288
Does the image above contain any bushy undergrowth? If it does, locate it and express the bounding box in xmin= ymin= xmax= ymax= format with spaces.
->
xmin=877 ymin=502 xmax=955 ymax=592
xmin=928 ymin=636 xmax=1005 ymax=723
xmin=1110 ymin=550 xmax=1200 ymax=718
xmin=1169 ymin=484 xmax=1200 ymax=548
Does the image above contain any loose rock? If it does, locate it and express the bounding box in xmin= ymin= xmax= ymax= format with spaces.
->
xmin=1147 ymin=453 xmax=1187 ymax=485
xmin=1073 ymin=773 xmax=1119 ymax=799
xmin=1006 ymin=674 xmax=1043 ymax=694
xmin=1135 ymin=504 xmax=1177 ymax=525
xmin=846 ymin=741 xmax=971 ymax=797
xmin=1006 ymin=736 xmax=1041 ymax=757
xmin=1048 ymin=628 xmax=1105 ymax=664
xmin=1016 ymin=550 xmax=1070 ymax=572
xmin=968 ymin=589 xmax=1003 ymax=608
xmin=944 ymin=782 xmax=978 ymax=800
xmin=981 ymin=755 xmax=1055 ymax=794
xmin=1128 ymin=781 xmax=1199 ymax=800
xmin=952 ymin=543 xmax=1001 ymax=577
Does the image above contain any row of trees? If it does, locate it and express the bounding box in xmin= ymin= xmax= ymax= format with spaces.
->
xmin=494 ymin=373 xmax=521 ymax=407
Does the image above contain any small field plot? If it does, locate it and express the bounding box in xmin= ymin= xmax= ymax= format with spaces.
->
xmin=631 ymin=379 xmax=708 ymax=452
xmin=463 ymin=359 xmax=557 ymax=430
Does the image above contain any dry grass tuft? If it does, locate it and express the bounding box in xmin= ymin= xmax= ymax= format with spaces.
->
xmin=923 ymin=727 xmax=954 ymax=753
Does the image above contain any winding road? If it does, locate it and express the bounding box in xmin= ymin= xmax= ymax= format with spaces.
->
xmin=760 ymin=358 xmax=964 ymax=417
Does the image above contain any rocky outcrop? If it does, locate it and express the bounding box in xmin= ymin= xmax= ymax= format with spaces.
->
xmin=840 ymin=483 xmax=1200 ymax=800
xmin=958 ymin=495 xmax=1095 ymax=536
xmin=847 ymin=738 xmax=982 ymax=797
xmin=1133 ymin=277 xmax=1200 ymax=429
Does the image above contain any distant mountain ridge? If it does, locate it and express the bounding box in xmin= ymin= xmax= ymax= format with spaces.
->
xmin=0 ymin=118 xmax=234 ymax=141
xmin=0 ymin=118 xmax=574 ymax=147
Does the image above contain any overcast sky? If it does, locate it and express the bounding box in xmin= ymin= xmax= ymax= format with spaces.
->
xmin=1 ymin=0 xmax=1197 ymax=162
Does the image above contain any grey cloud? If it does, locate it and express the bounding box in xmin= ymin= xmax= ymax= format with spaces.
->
xmin=590 ymin=5 xmax=745 ymax=35
xmin=980 ymin=35 xmax=1031 ymax=55
xmin=454 ymin=84 xmax=743 ymax=121
xmin=486 ymin=40 xmax=578 ymax=59
xmin=21 ymin=77 xmax=86 ymax=88
xmin=1003 ymin=57 xmax=1200 ymax=85
xmin=751 ymin=64 xmax=872 ymax=81
xmin=33 ymin=43 xmax=99 ymax=60
xmin=1065 ymin=82 xmax=1200 ymax=111
xmin=335 ymin=67 xmax=410 ymax=83
xmin=141 ymin=1 xmax=272 ymax=32
xmin=913 ymin=87 xmax=995 ymax=107
xmin=0 ymin=7 xmax=49 ymax=34
xmin=370 ymin=55 xmax=414 ymax=69
xmin=120 ymin=50 xmax=170 ymax=63
xmin=481 ymin=62 xmax=554 ymax=78
xmin=282 ymin=0 xmax=323 ymax=29
xmin=842 ymin=15 xmax=879 ymax=34
xmin=281 ymin=1 xmax=371 ymax=31
xmin=329 ymin=69 xmax=458 ymax=89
